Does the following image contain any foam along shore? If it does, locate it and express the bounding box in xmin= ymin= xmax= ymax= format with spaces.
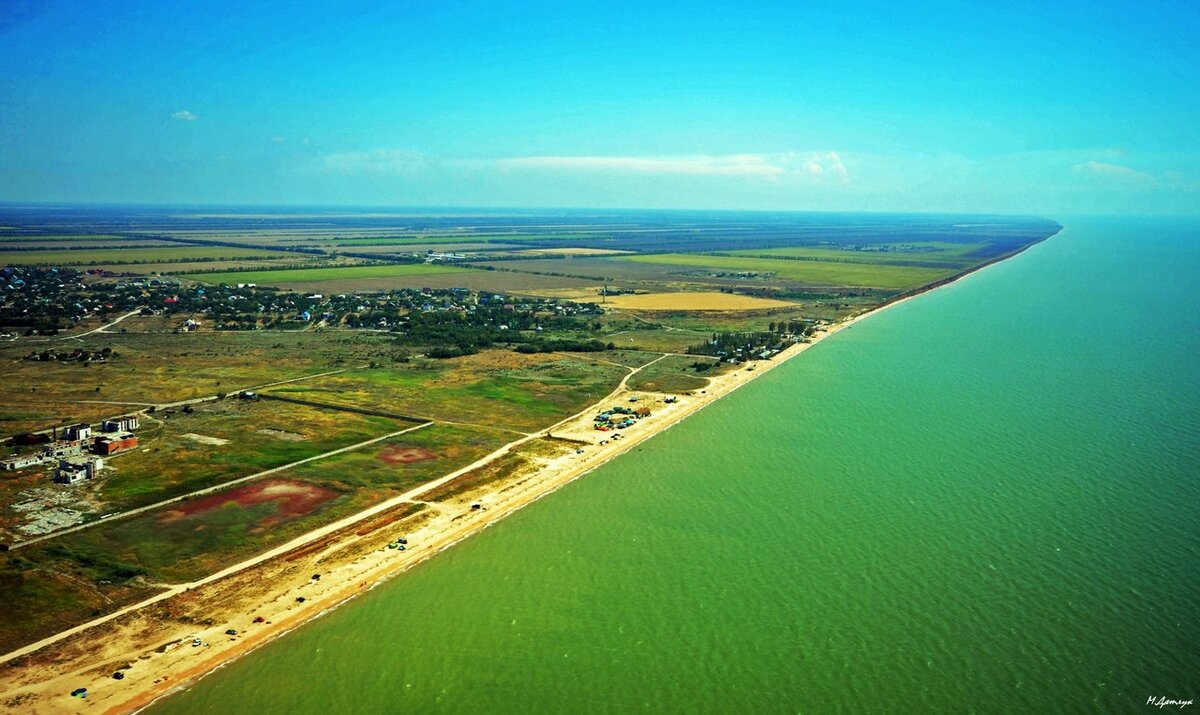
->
xmin=0 ymin=240 xmax=1048 ymax=715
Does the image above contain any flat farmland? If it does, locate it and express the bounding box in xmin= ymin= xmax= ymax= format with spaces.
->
xmin=327 ymin=242 xmax=523 ymax=254
xmin=619 ymin=253 xmax=954 ymax=290
xmin=137 ymin=230 xmax=430 ymax=245
xmin=264 ymin=351 xmax=629 ymax=433
xmin=194 ymin=263 xmax=470 ymax=287
xmin=0 ymin=234 xmax=131 ymax=242
xmin=91 ymin=257 xmax=327 ymax=275
xmin=198 ymin=264 xmax=601 ymax=295
xmin=521 ymin=247 xmax=634 ymax=256
xmin=0 ymin=239 xmax=177 ymax=250
xmin=717 ymin=241 xmax=989 ymax=267
xmin=511 ymin=286 xmax=609 ymax=300
xmin=147 ymin=231 xmax=530 ymax=248
xmin=0 ymin=245 xmax=295 ymax=266
xmin=398 ymin=270 xmax=601 ymax=295
xmin=477 ymin=257 xmax=752 ymax=288
xmin=314 ymin=235 xmax=519 ymax=247
xmin=602 ymin=291 xmax=797 ymax=311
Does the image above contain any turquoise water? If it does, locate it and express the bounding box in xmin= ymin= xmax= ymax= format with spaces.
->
xmin=153 ymin=218 xmax=1199 ymax=714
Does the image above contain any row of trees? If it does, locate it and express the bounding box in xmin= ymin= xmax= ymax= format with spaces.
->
xmin=515 ymin=339 xmax=613 ymax=354
xmin=686 ymin=331 xmax=792 ymax=360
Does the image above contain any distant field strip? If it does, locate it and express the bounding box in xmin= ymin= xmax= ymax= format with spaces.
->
xmin=94 ymin=258 xmax=323 ymax=275
xmin=716 ymin=241 xmax=988 ymax=267
xmin=333 ymin=242 xmax=522 ymax=253
xmin=314 ymin=235 xmax=517 ymax=246
xmin=0 ymin=233 xmax=131 ymax=242
xmin=0 ymin=240 xmax=178 ymax=250
xmin=618 ymin=253 xmax=953 ymax=289
xmin=602 ymin=292 xmax=796 ymax=311
xmin=0 ymin=246 xmax=295 ymax=266
xmin=195 ymin=263 xmax=471 ymax=285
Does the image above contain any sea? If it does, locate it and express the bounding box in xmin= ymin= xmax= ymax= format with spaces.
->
xmin=151 ymin=217 xmax=1199 ymax=714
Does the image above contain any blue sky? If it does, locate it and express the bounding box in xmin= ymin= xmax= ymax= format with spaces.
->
xmin=1 ymin=0 xmax=1197 ymax=214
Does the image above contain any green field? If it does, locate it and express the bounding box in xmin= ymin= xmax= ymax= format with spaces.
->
xmin=717 ymin=241 xmax=988 ymax=266
xmin=0 ymin=240 xmax=177 ymax=250
xmin=625 ymin=355 xmax=724 ymax=393
xmin=0 ymin=233 xmax=130 ymax=242
xmin=92 ymin=399 xmax=406 ymax=512
xmin=619 ymin=253 xmax=954 ymax=290
xmin=314 ymin=235 xmax=513 ymax=247
xmin=421 ymin=437 xmax=576 ymax=503
xmin=12 ymin=423 xmax=507 ymax=589
xmin=196 ymin=263 xmax=470 ymax=286
xmin=89 ymin=258 xmax=323 ymax=274
xmin=286 ymin=423 xmax=511 ymax=493
xmin=265 ymin=352 xmax=629 ymax=433
xmin=33 ymin=481 xmax=368 ymax=584
xmin=0 ymin=330 xmax=408 ymax=437
xmin=0 ymin=245 xmax=294 ymax=266
xmin=0 ymin=551 xmax=161 ymax=655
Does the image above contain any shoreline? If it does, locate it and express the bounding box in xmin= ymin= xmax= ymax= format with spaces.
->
xmin=0 ymin=234 xmax=1056 ymax=715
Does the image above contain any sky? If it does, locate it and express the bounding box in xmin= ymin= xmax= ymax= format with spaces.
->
xmin=1 ymin=0 xmax=1198 ymax=215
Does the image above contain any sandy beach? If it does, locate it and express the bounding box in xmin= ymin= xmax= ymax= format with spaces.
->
xmin=0 ymin=245 xmax=1037 ymax=715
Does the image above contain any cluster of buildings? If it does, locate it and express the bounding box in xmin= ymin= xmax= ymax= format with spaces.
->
xmin=1 ymin=416 xmax=140 ymax=484
xmin=4 ymin=265 xmax=604 ymax=337
xmin=593 ymin=402 xmax=652 ymax=431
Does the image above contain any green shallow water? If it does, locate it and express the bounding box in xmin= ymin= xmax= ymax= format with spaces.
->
xmin=153 ymin=218 xmax=1199 ymax=714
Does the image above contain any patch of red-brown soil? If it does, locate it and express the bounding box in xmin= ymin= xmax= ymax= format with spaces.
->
xmin=376 ymin=445 xmax=437 ymax=464
xmin=169 ymin=479 xmax=337 ymax=520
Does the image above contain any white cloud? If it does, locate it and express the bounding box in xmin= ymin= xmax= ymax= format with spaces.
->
xmin=1072 ymin=160 xmax=1152 ymax=181
xmin=321 ymin=149 xmax=428 ymax=175
xmin=171 ymin=110 xmax=198 ymax=121
xmin=499 ymin=154 xmax=780 ymax=176
xmin=799 ymin=151 xmax=849 ymax=180
xmin=498 ymin=152 xmax=849 ymax=182
xmin=271 ymin=136 xmax=287 ymax=143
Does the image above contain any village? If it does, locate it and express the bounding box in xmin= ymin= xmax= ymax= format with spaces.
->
xmin=2 ymin=266 xmax=603 ymax=342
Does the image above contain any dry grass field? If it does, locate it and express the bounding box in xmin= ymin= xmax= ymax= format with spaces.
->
xmin=601 ymin=291 xmax=797 ymax=311
xmin=522 ymin=247 xmax=634 ymax=256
